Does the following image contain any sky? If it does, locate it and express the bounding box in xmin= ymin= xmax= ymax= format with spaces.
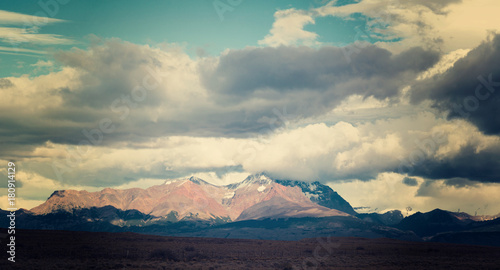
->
xmin=1 ymin=0 xmax=500 ymax=216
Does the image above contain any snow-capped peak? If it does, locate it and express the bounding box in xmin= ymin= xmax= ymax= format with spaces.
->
xmin=243 ymin=172 xmax=273 ymax=183
xmin=224 ymin=173 xmax=274 ymax=190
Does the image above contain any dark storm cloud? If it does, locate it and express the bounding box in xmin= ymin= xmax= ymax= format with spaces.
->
xmin=443 ymin=178 xmax=479 ymax=188
xmin=402 ymin=176 xmax=418 ymax=186
xmin=415 ymin=177 xmax=477 ymax=197
xmin=411 ymin=34 xmax=500 ymax=135
xmin=409 ymin=144 xmax=500 ymax=183
xmin=201 ymin=45 xmax=439 ymax=102
xmin=415 ymin=180 xmax=437 ymax=197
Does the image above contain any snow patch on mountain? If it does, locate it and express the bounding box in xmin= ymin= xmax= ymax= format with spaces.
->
xmin=305 ymin=192 xmax=319 ymax=199
xmin=163 ymin=178 xmax=183 ymax=185
xmin=224 ymin=191 xmax=235 ymax=199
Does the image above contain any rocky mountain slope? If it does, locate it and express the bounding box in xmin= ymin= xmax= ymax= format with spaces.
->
xmin=30 ymin=173 xmax=355 ymax=221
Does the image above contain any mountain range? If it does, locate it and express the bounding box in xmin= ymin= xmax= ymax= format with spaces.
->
xmin=3 ymin=173 xmax=500 ymax=246
xmin=31 ymin=173 xmax=355 ymax=221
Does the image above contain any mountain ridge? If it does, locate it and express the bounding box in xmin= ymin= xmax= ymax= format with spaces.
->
xmin=31 ymin=173 xmax=355 ymax=222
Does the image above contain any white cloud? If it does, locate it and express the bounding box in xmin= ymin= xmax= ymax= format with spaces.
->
xmin=436 ymin=0 xmax=500 ymax=52
xmin=332 ymin=95 xmax=390 ymax=113
xmin=417 ymin=49 xmax=470 ymax=80
xmin=30 ymin=59 xmax=54 ymax=72
xmin=258 ymin=8 xmax=319 ymax=47
xmin=0 ymin=45 xmax=47 ymax=55
xmin=331 ymin=172 xmax=500 ymax=215
xmin=0 ymin=10 xmax=72 ymax=46
xmin=1 ymin=67 xmax=80 ymax=110
xmin=431 ymin=120 xmax=500 ymax=159
xmin=331 ymin=172 xmax=424 ymax=214
xmin=0 ymin=10 xmax=64 ymax=25
xmin=0 ymin=26 xmax=73 ymax=45
xmin=315 ymin=0 xmax=500 ymax=52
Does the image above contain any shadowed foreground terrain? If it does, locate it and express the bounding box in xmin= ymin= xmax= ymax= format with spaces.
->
xmin=2 ymin=228 xmax=500 ymax=269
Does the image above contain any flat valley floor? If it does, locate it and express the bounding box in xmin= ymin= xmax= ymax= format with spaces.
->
xmin=1 ymin=228 xmax=500 ymax=269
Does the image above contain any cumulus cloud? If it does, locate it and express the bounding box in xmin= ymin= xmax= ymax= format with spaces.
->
xmin=258 ymin=8 xmax=319 ymax=47
xmin=0 ymin=39 xmax=441 ymax=161
xmin=315 ymin=0 xmax=460 ymax=49
xmin=54 ymin=39 xmax=199 ymax=109
xmin=258 ymin=0 xmax=472 ymax=52
xmin=30 ymin=59 xmax=54 ymax=72
xmin=397 ymin=119 xmax=500 ymax=183
xmin=314 ymin=0 xmax=499 ymax=53
xmin=0 ymin=40 xmax=215 ymax=155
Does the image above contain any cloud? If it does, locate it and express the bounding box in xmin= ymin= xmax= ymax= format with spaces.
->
xmin=416 ymin=49 xmax=470 ymax=81
xmin=0 ymin=66 xmax=85 ymax=151
xmin=397 ymin=119 xmax=500 ymax=183
xmin=314 ymin=0 xmax=499 ymax=53
xmin=331 ymin=172 xmax=425 ymax=214
xmin=0 ymin=111 xmax=440 ymax=186
xmin=2 ymin=2 xmax=500 ymax=217
xmin=410 ymin=34 xmax=500 ymax=135
xmin=0 ymin=39 xmax=440 ymax=159
xmin=442 ymin=178 xmax=479 ymax=188
xmin=0 ymin=10 xmax=72 ymax=46
xmin=4 ymin=99 xmax=500 ymax=206
xmin=411 ymin=142 xmax=500 ymax=183
xmin=30 ymin=59 xmax=54 ymax=72
xmin=0 ymin=10 xmax=64 ymax=25
xmin=259 ymin=0 xmax=499 ymax=53
xmin=332 ymin=172 xmax=500 ymax=215
xmin=0 ymin=26 xmax=73 ymax=45
xmin=258 ymin=8 xmax=319 ymax=47
xmin=200 ymin=45 xmax=439 ymax=114
xmin=0 ymin=78 xmax=13 ymax=88
xmin=236 ymin=113 xmax=500 ymax=184
xmin=1 ymin=35 xmax=499 ymax=206
xmin=0 ymin=40 xmax=213 ymax=154
xmin=0 ymin=45 xmax=47 ymax=55
xmin=402 ymin=177 xmax=419 ymax=186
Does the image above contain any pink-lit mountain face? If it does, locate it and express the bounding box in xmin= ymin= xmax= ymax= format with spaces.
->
xmin=30 ymin=174 xmax=354 ymax=221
